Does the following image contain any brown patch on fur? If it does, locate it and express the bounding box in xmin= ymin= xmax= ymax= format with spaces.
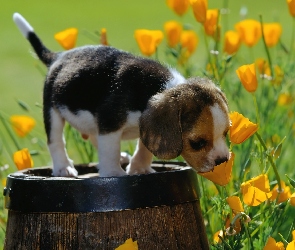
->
xmin=140 ymin=77 xmax=229 ymax=162
xmin=181 ymin=106 xmax=214 ymax=172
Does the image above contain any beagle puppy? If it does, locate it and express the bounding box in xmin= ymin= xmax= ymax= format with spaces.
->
xmin=13 ymin=13 xmax=230 ymax=177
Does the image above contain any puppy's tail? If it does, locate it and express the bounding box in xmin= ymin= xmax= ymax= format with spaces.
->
xmin=13 ymin=13 xmax=57 ymax=67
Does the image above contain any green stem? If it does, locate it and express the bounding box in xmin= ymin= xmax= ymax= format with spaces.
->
xmin=252 ymin=94 xmax=260 ymax=126
xmin=255 ymin=132 xmax=282 ymax=191
xmin=244 ymin=222 xmax=254 ymax=250
xmin=289 ymin=17 xmax=295 ymax=60
xmin=278 ymin=233 xmax=289 ymax=245
xmin=259 ymin=15 xmax=274 ymax=78
xmin=204 ymin=29 xmax=218 ymax=81
xmin=218 ymin=235 xmax=233 ymax=250
xmin=0 ymin=112 xmax=21 ymax=151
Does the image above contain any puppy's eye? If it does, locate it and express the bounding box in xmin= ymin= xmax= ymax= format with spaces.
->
xmin=190 ymin=139 xmax=207 ymax=151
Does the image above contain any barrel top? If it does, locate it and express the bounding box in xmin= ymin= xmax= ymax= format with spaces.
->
xmin=4 ymin=162 xmax=200 ymax=213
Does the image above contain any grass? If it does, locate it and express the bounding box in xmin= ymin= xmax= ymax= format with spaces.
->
xmin=1 ymin=0 xmax=295 ymax=249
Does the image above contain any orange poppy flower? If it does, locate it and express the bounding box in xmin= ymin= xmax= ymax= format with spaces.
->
xmin=180 ymin=30 xmax=199 ymax=55
xmin=229 ymin=112 xmax=258 ymax=144
xmin=270 ymin=181 xmax=292 ymax=204
xmin=226 ymin=196 xmax=244 ymax=213
xmin=100 ymin=28 xmax=108 ymax=46
xmin=236 ymin=63 xmax=258 ymax=92
xmin=287 ymin=0 xmax=295 ymax=17
xmin=164 ymin=21 xmax=182 ymax=48
xmin=241 ymin=174 xmax=272 ymax=206
xmin=198 ymin=152 xmax=234 ymax=186
xmin=13 ymin=148 xmax=34 ymax=170
xmin=203 ymin=9 xmax=219 ymax=37
xmin=223 ymin=30 xmax=241 ymax=55
xmin=263 ymin=23 xmax=282 ymax=47
xmin=134 ymin=29 xmax=164 ymax=56
xmin=54 ymin=28 xmax=78 ymax=50
xmin=235 ymin=19 xmax=261 ymax=47
xmin=190 ymin=0 xmax=208 ymax=23
xmin=263 ymin=237 xmax=285 ymax=250
xmin=115 ymin=238 xmax=138 ymax=250
xmin=166 ymin=0 xmax=190 ymax=16
xmin=10 ymin=115 xmax=36 ymax=137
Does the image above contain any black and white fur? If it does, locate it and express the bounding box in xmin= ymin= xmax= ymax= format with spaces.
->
xmin=13 ymin=13 xmax=230 ymax=177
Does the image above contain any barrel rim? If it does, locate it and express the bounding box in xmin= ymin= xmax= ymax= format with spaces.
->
xmin=4 ymin=161 xmax=200 ymax=213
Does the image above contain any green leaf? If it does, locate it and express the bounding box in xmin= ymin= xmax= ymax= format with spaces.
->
xmin=286 ymin=174 xmax=295 ymax=188
xmin=16 ymin=99 xmax=30 ymax=112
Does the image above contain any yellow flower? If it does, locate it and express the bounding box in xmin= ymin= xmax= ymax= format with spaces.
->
xmin=290 ymin=193 xmax=295 ymax=206
xmin=226 ymin=196 xmax=244 ymax=213
xmin=115 ymin=238 xmax=138 ymax=250
xmin=223 ymin=30 xmax=241 ymax=55
xmin=235 ymin=19 xmax=261 ymax=47
xmin=264 ymin=237 xmax=285 ymax=250
xmin=203 ymin=9 xmax=219 ymax=37
xmin=13 ymin=148 xmax=33 ymax=170
xmin=287 ymin=241 xmax=295 ymax=250
xmin=287 ymin=0 xmax=295 ymax=17
xmin=263 ymin=23 xmax=282 ymax=47
xmin=241 ymin=174 xmax=272 ymax=206
xmin=54 ymin=28 xmax=78 ymax=50
xmin=229 ymin=112 xmax=258 ymax=144
xmin=164 ymin=21 xmax=182 ymax=48
xmin=10 ymin=115 xmax=36 ymax=137
xmin=236 ymin=63 xmax=258 ymax=92
xmin=213 ymin=230 xmax=223 ymax=244
xmin=180 ymin=30 xmax=199 ymax=55
xmin=100 ymin=28 xmax=108 ymax=46
xmin=134 ymin=29 xmax=164 ymax=56
xmin=270 ymin=181 xmax=292 ymax=204
xmin=278 ymin=93 xmax=293 ymax=106
xmin=198 ymin=152 xmax=234 ymax=186
xmin=190 ymin=0 xmax=208 ymax=23
xmin=166 ymin=0 xmax=190 ymax=16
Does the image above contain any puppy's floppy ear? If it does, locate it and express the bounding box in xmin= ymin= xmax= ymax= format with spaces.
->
xmin=139 ymin=90 xmax=183 ymax=159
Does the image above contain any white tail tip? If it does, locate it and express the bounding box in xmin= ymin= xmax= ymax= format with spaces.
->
xmin=13 ymin=13 xmax=34 ymax=38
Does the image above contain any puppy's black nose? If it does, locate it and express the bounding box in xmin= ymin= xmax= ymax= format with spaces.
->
xmin=215 ymin=157 xmax=228 ymax=166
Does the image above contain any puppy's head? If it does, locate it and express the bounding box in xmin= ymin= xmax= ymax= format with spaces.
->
xmin=140 ymin=77 xmax=230 ymax=173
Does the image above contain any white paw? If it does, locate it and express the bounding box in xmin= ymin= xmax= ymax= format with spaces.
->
xmin=126 ymin=164 xmax=156 ymax=175
xmin=53 ymin=166 xmax=78 ymax=177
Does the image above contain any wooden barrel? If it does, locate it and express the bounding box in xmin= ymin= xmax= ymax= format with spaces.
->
xmin=4 ymin=162 xmax=209 ymax=250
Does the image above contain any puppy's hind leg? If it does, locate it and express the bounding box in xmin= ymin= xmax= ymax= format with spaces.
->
xmin=126 ymin=139 xmax=155 ymax=175
xmin=45 ymin=108 xmax=78 ymax=177
xmin=97 ymin=130 xmax=128 ymax=177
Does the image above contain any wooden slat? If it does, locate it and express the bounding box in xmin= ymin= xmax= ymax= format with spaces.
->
xmin=5 ymin=201 xmax=209 ymax=250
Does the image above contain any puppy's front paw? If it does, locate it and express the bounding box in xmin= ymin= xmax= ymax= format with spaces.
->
xmin=53 ymin=166 xmax=78 ymax=177
xmin=126 ymin=163 xmax=156 ymax=175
